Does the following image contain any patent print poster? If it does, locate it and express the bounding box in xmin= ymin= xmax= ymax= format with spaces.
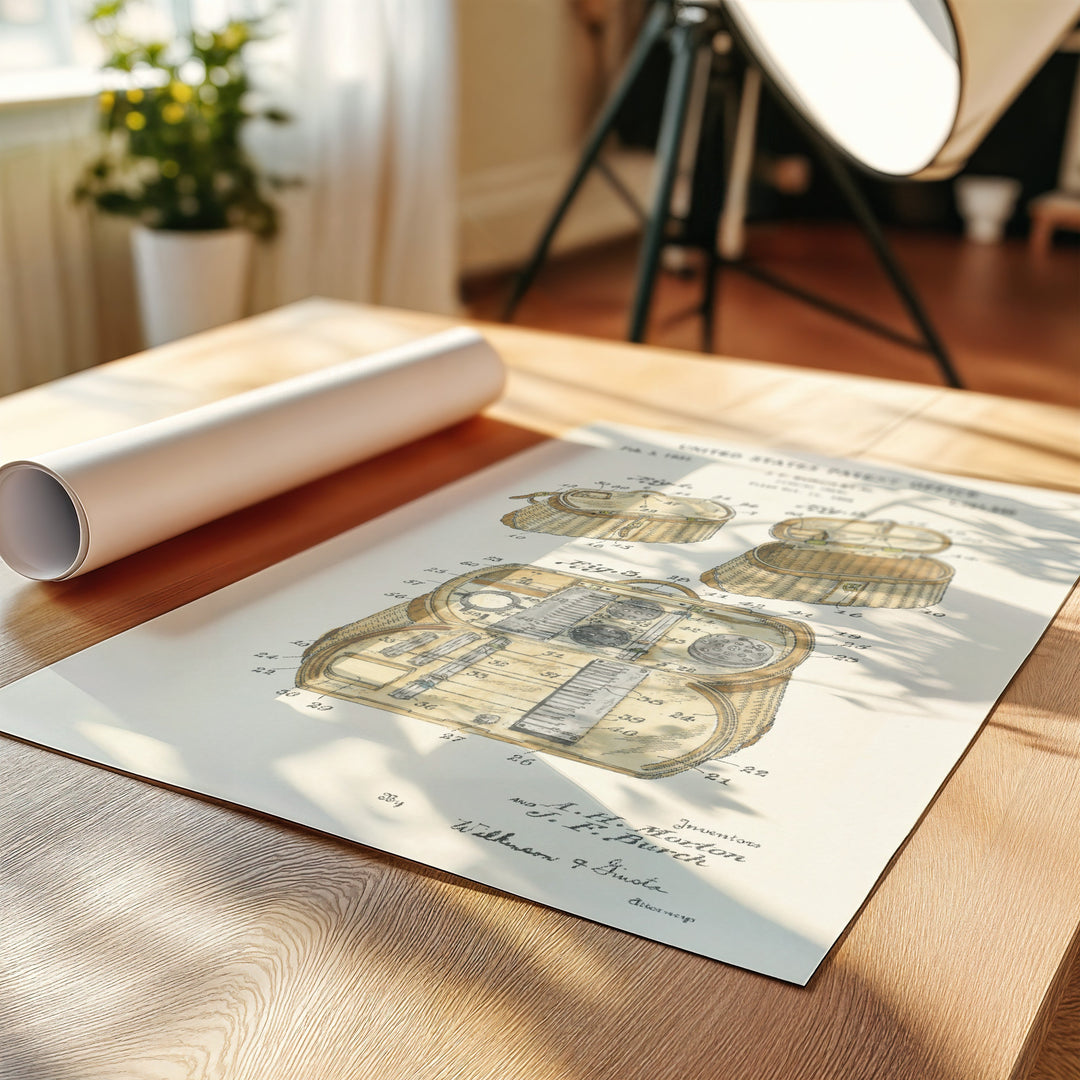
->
xmin=2 ymin=425 xmax=1079 ymax=984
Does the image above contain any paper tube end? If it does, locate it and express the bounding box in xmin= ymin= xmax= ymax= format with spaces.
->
xmin=0 ymin=463 xmax=87 ymax=581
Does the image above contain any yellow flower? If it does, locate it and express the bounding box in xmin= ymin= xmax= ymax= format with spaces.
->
xmin=220 ymin=24 xmax=246 ymax=50
xmin=170 ymin=82 xmax=193 ymax=103
xmin=125 ymin=112 xmax=146 ymax=131
xmin=126 ymin=88 xmax=144 ymax=104
xmin=99 ymin=91 xmax=115 ymax=111
xmin=162 ymin=102 xmax=185 ymax=124
xmin=161 ymin=160 xmax=180 ymax=178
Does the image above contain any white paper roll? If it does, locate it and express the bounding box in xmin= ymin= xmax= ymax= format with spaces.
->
xmin=0 ymin=327 xmax=505 ymax=581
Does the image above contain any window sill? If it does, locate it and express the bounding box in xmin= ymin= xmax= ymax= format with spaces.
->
xmin=0 ymin=68 xmax=105 ymax=109
xmin=0 ymin=65 xmax=164 ymax=110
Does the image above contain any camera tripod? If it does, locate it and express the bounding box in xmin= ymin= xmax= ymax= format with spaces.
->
xmin=502 ymin=0 xmax=963 ymax=389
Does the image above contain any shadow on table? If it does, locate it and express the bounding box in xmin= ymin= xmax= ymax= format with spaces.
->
xmin=0 ymin=726 xmax=996 ymax=1080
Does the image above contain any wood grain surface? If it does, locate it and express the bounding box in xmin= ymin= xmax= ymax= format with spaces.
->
xmin=1 ymin=298 xmax=1078 ymax=1080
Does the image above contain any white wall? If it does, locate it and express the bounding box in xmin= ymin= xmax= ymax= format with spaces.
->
xmin=456 ymin=0 xmax=652 ymax=276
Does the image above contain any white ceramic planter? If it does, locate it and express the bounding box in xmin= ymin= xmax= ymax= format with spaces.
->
xmin=131 ymin=225 xmax=254 ymax=347
xmin=953 ymin=176 xmax=1022 ymax=244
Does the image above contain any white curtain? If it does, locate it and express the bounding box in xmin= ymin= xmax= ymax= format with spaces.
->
xmin=251 ymin=0 xmax=461 ymax=317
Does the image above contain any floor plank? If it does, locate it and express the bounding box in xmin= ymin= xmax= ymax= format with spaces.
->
xmin=466 ymin=223 xmax=1080 ymax=408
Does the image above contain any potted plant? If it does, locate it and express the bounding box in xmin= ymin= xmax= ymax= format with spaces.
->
xmin=75 ymin=0 xmax=289 ymax=347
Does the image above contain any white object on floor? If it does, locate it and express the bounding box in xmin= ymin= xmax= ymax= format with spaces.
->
xmin=954 ymin=175 xmax=1022 ymax=243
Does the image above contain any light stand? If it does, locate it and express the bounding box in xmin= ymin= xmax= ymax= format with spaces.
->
xmin=502 ymin=0 xmax=965 ymax=389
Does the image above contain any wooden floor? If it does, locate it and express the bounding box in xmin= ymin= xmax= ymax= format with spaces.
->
xmin=466 ymin=222 xmax=1080 ymax=408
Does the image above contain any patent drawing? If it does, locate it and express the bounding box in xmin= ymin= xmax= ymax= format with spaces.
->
xmin=702 ymin=517 xmax=954 ymax=608
xmin=296 ymin=564 xmax=813 ymax=779
xmin=501 ymin=489 xmax=734 ymax=543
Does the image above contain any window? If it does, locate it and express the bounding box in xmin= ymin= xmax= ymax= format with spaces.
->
xmin=0 ymin=0 xmax=82 ymax=72
xmin=0 ymin=1 xmax=259 ymax=103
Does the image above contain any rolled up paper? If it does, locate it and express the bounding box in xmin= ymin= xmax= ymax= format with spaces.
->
xmin=0 ymin=327 xmax=505 ymax=581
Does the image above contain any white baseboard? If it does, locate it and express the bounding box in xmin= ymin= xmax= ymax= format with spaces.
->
xmin=458 ymin=148 xmax=655 ymax=277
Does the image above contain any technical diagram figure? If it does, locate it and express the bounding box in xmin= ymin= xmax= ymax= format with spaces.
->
xmin=702 ymin=517 xmax=954 ymax=608
xmin=501 ymin=489 xmax=734 ymax=543
xmin=296 ymin=564 xmax=813 ymax=779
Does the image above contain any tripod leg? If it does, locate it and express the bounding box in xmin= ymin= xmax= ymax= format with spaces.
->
xmin=717 ymin=66 xmax=761 ymax=261
xmin=662 ymin=41 xmax=713 ymax=274
xmin=700 ymin=59 xmax=745 ymax=352
xmin=502 ymin=0 xmax=672 ymax=321
xmin=701 ymin=247 xmax=719 ymax=351
xmin=813 ymin=140 xmax=964 ymax=389
xmin=628 ymin=16 xmax=707 ymax=343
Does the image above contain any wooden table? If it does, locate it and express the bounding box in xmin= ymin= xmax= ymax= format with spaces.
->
xmin=1 ymin=298 xmax=1078 ymax=1080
